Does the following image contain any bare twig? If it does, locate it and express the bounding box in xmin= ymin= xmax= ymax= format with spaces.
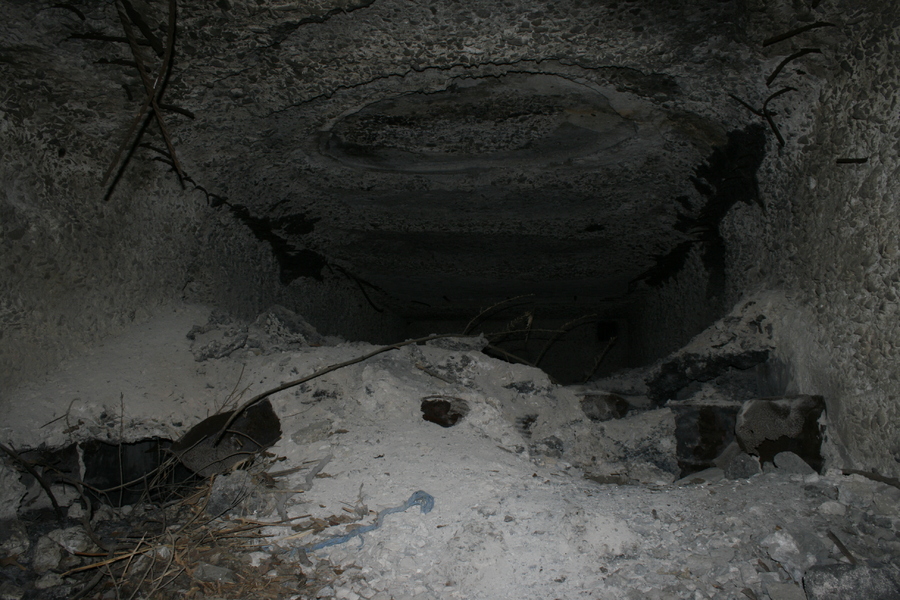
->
xmin=762 ymin=87 xmax=796 ymax=147
xmin=119 ymin=393 xmax=125 ymax=507
xmin=841 ymin=468 xmax=900 ymax=490
xmin=583 ymin=335 xmax=618 ymax=383
xmin=71 ymin=570 xmax=107 ymax=600
xmin=826 ymin=530 xmax=858 ymax=564
xmin=50 ymin=3 xmax=86 ymax=20
xmin=0 ymin=442 xmax=65 ymax=522
xmin=212 ymin=333 xmax=471 ymax=446
xmin=482 ymin=344 xmax=537 ymax=369
xmin=119 ymin=0 xmax=164 ymax=56
xmin=766 ymin=48 xmax=821 ymax=86
xmin=534 ymin=314 xmax=597 ymax=368
xmin=464 ymin=294 xmax=534 ymax=335
xmin=762 ymin=22 xmax=836 ymax=47
xmin=102 ymin=0 xmax=179 ymax=193
xmin=728 ymin=94 xmax=768 ymax=117
xmin=115 ymin=0 xmax=184 ymax=182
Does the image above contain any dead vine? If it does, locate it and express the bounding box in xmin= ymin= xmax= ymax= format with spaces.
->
xmin=102 ymin=0 xmax=181 ymax=200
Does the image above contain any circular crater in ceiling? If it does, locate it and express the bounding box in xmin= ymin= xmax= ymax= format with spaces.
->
xmin=319 ymin=73 xmax=638 ymax=173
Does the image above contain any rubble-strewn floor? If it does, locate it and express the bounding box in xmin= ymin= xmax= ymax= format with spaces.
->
xmin=1 ymin=304 xmax=898 ymax=600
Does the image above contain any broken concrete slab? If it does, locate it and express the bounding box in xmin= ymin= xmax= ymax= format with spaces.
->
xmin=735 ymin=395 xmax=826 ymax=471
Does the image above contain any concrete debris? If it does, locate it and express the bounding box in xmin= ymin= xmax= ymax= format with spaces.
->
xmin=724 ymin=451 xmax=763 ymax=479
xmin=194 ymin=562 xmax=236 ymax=583
xmin=0 ymin=462 xmax=26 ymax=523
xmin=1 ymin=305 xmax=898 ymax=599
xmin=171 ymin=398 xmax=282 ymax=477
xmin=188 ymin=305 xmax=330 ymax=361
xmin=579 ymin=392 xmax=629 ymax=422
xmin=30 ymin=536 xmax=62 ymax=574
xmin=803 ymin=564 xmax=900 ymax=600
xmin=736 ymin=395 xmax=826 ymax=470
xmin=775 ymin=451 xmax=818 ymax=476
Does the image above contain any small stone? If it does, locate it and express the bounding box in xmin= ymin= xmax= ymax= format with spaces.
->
xmin=580 ymin=393 xmax=629 ymax=421
xmin=32 ymin=535 xmax=62 ymax=573
xmin=357 ymin=587 xmax=377 ymax=600
xmin=839 ymin=479 xmax=875 ymax=507
xmin=67 ymin=503 xmax=87 ymax=520
xmin=761 ymin=530 xmax=815 ymax=582
xmin=872 ymin=485 xmax=900 ymax=516
xmin=0 ymin=521 xmax=30 ymax=556
xmin=774 ymin=452 xmax=816 ymax=475
xmin=724 ymin=453 xmax=761 ymax=479
xmin=205 ymin=470 xmax=253 ymax=516
xmin=194 ymin=563 xmax=234 ymax=583
xmin=317 ymin=585 xmax=335 ymax=598
xmin=48 ymin=526 xmax=95 ymax=554
xmin=818 ymin=500 xmax=846 ymax=516
xmin=0 ymin=462 xmax=25 ymax=522
xmin=765 ymin=581 xmax=806 ymax=600
xmin=33 ymin=573 xmax=64 ymax=590
xmin=0 ymin=581 xmax=25 ymax=600
xmin=335 ymin=586 xmax=360 ymax=600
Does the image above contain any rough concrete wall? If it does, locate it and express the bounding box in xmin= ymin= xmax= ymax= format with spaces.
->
xmin=0 ymin=120 xmax=280 ymax=392
xmin=286 ymin=273 xmax=406 ymax=344
xmin=630 ymin=246 xmax=727 ymax=367
xmin=725 ymin=2 xmax=900 ymax=476
xmin=0 ymin=107 xmax=402 ymax=395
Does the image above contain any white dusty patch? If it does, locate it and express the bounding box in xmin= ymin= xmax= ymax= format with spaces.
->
xmin=3 ymin=303 xmax=899 ymax=599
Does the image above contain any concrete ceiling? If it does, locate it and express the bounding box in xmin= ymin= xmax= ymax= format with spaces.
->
xmin=5 ymin=0 xmax=778 ymax=317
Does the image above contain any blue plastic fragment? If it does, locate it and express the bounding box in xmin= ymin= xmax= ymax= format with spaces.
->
xmin=304 ymin=490 xmax=435 ymax=552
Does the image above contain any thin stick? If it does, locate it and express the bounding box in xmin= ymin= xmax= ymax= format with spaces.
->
xmin=0 ymin=442 xmax=65 ymax=522
xmin=102 ymin=0 xmax=178 ymax=189
xmin=71 ymin=570 xmax=106 ymax=600
xmin=841 ymin=468 xmax=900 ymax=490
xmin=766 ymin=48 xmax=821 ymax=86
xmin=212 ymin=333 xmax=471 ymax=446
xmin=583 ymin=335 xmax=618 ymax=383
xmin=535 ymin=314 xmax=597 ymax=368
xmin=118 ymin=392 xmax=125 ymax=507
xmin=482 ymin=344 xmax=536 ymax=368
xmin=729 ymin=94 xmax=765 ymax=117
xmin=115 ymin=0 xmax=184 ymax=181
xmin=62 ymin=543 xmax=153 ymax=575
xmin=762 ymin=22 xmax=836 ymax=47
xmin=464 ymin=294 xmax=534 ymax=335
xmin=762 ymin=87 xmax=796 ymax=147
xmin=826 ymin=530 xmax=858 ymax=564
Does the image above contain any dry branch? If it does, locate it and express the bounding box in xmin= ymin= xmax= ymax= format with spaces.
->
xmin=212 ymin=333 xmax=472 ymax=446
xmin=102 ymin=0 xmax=180 ymax=195
xmin=0 ymin=442 xmax=65 ymax=522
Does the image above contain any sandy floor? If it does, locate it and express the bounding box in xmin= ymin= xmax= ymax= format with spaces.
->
xmin=2 ymin=303 xmax=898 ymax=600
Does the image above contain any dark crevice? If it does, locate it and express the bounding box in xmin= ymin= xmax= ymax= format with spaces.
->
xmin=631 ymin=124 xmax=767 ymax=293
xmin=265 ymin=0 xmax=380 ymax=47
xmin=226 ymin=203 xmax=326 ymax=283
xmin=261 ymin=60 xmax=678 ymax=118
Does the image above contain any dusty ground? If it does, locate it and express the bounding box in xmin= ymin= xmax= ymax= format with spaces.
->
xmin=1 ymin=303 xmax=898 ymax=600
